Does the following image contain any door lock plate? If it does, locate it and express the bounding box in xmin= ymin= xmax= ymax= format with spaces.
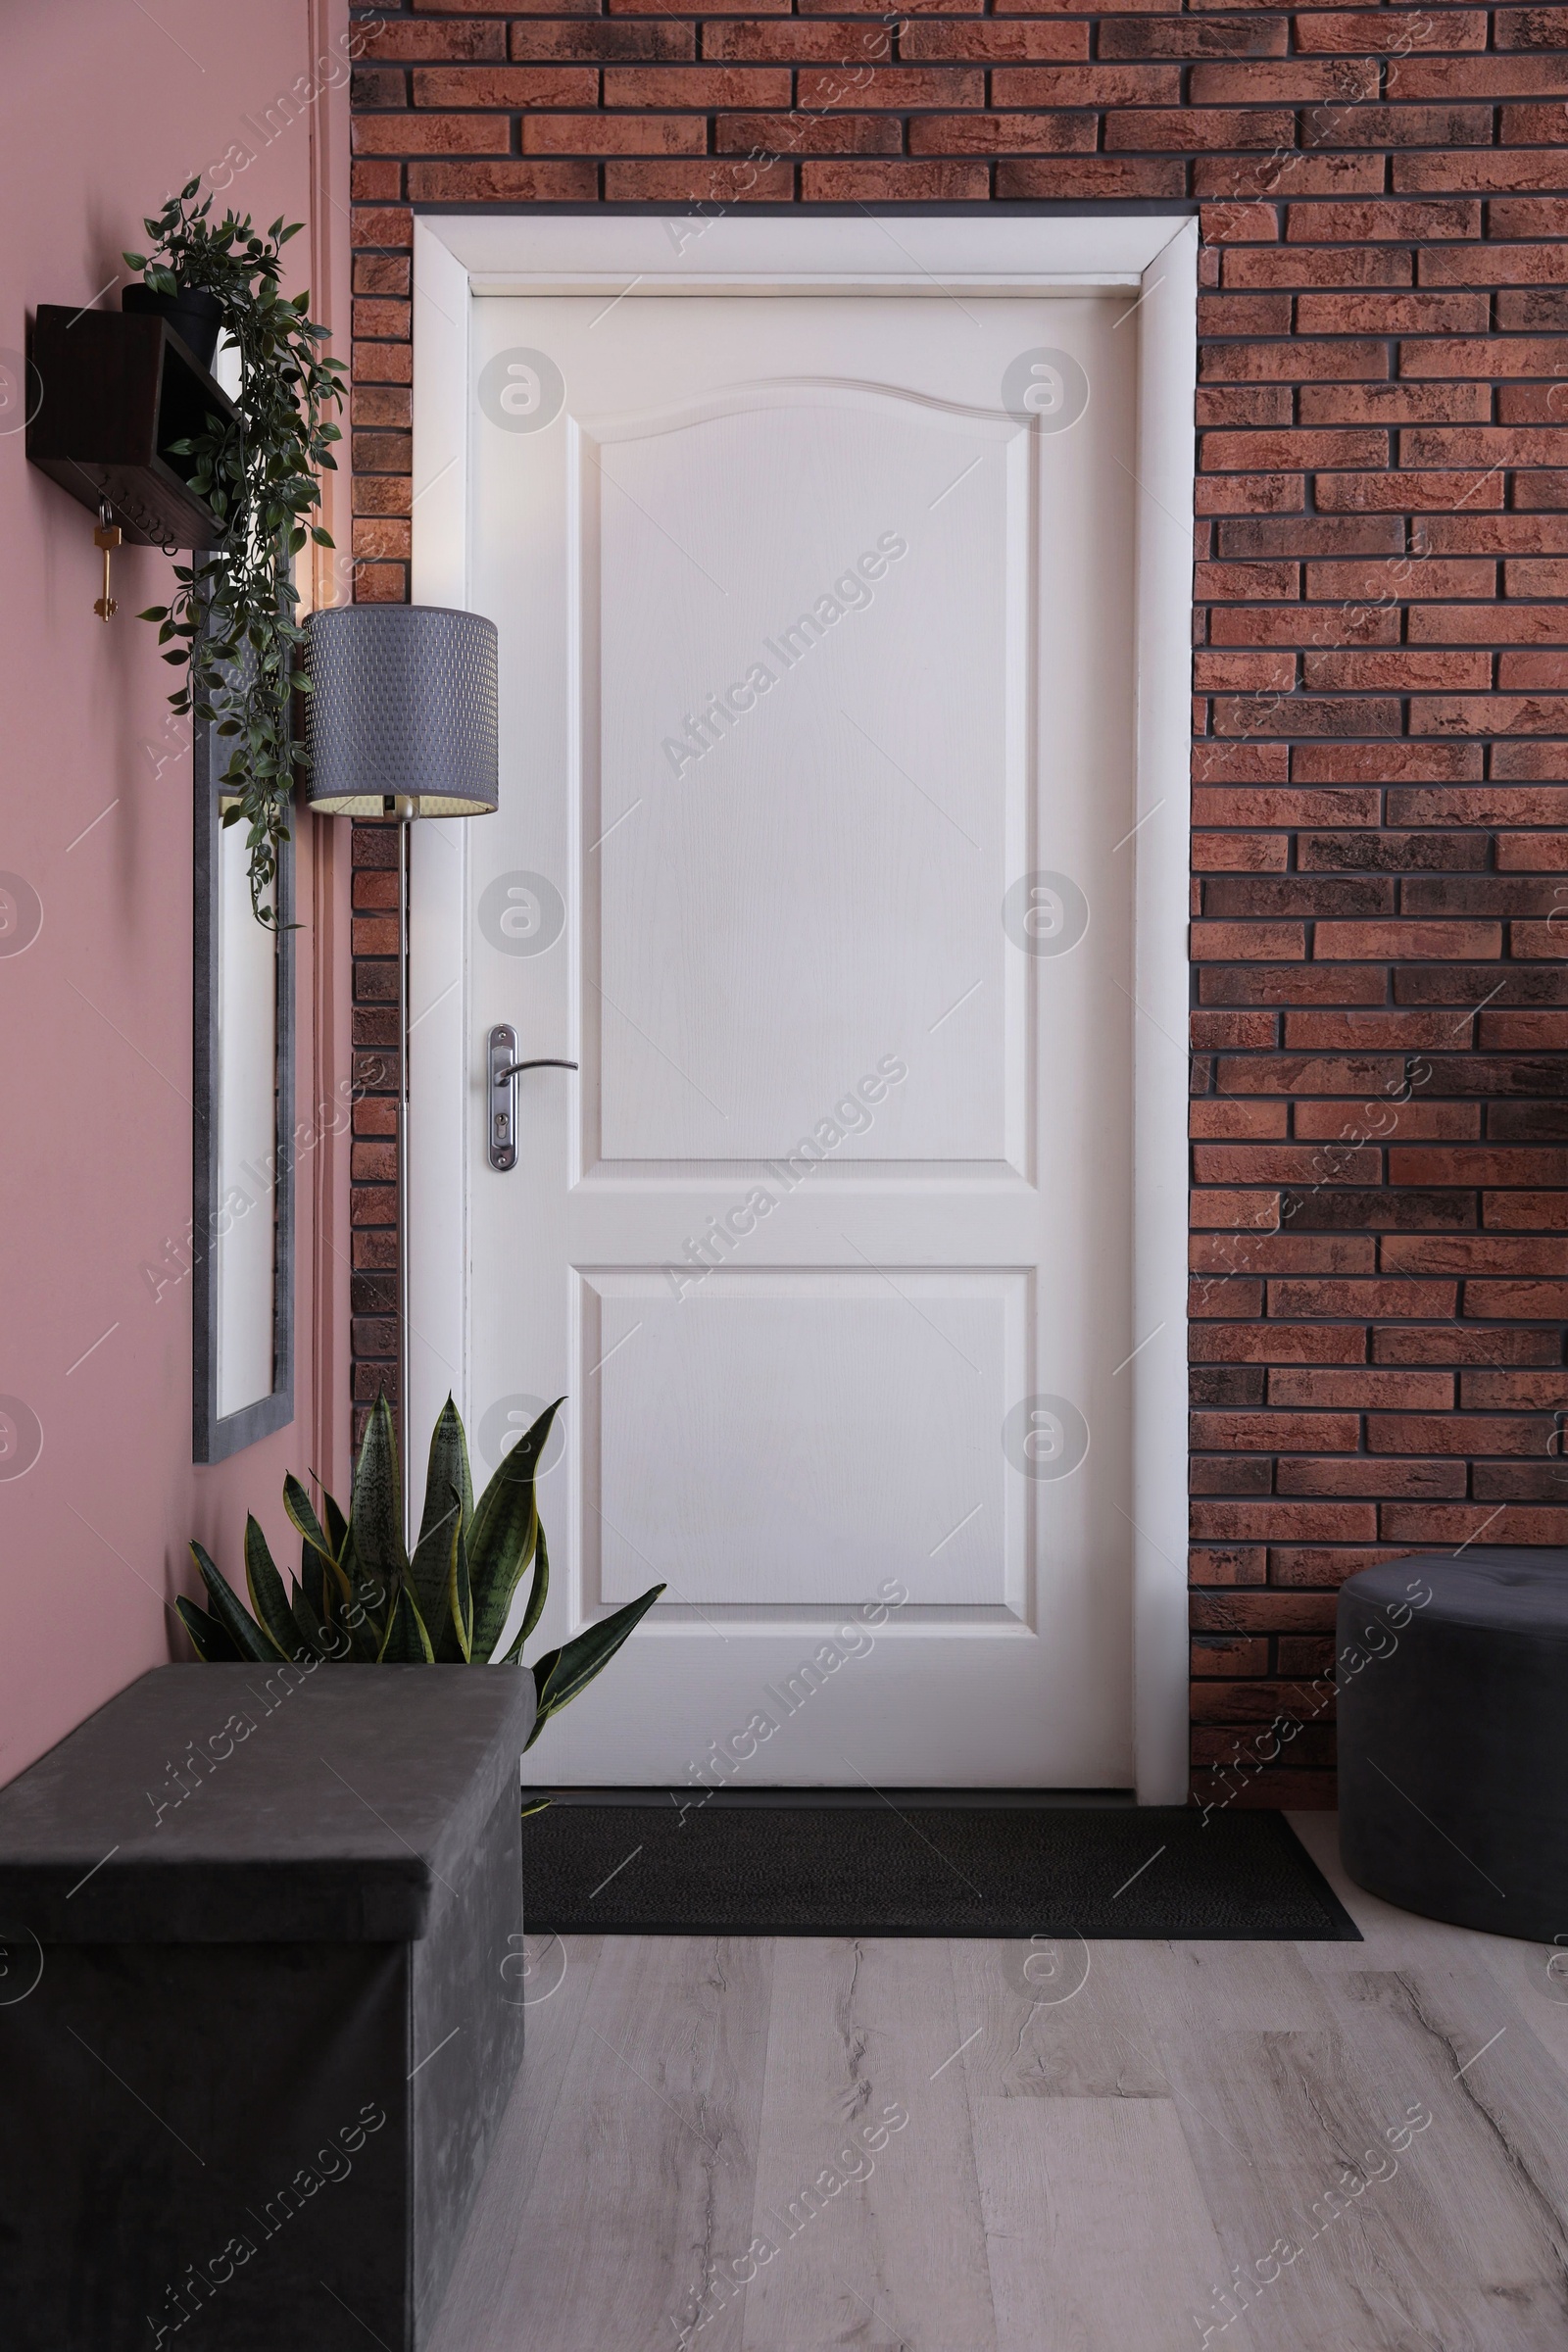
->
xmin=488 ymin=1023 xmax=517 ymax=1171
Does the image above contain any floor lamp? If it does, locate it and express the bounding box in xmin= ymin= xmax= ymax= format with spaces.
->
xmin=303 ymin=604 xmax=500 ymax=1512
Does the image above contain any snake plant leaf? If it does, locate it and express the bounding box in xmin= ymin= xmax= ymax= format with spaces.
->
xmin=300 ymin=1538 xmax=326 ymax=1627
xmin=319 ymin=1485 xmax=349 ymax=1561
xmin=188 ymin=1539 xmax=285 ymax=1664
xmin=352 ymin=1395 xmax=408 ymax=1594
xmin=519 ymin=1795 xmax=553 ymax=1820
xmin=523 ymin=1582 xmax=664 ymax=1750
xmin=289 ymin=1571 xmax=334 ymax=1660
xmin=175 ymin=1595 xmax=244 ymax=1663
xmin=245 ymin=1516 xmax=303 ymax=1661
xmin=448 ymin=1497 xmax=473 ymax=1664
xmin=498 ymin=1522 xmax=551 ymax=1665
xmin=377 ymin=1582 xmax=434 ymax=1663
xmin=411 ymin=1396 xmax=470 ymax=1649
xmin=282 ymin=1472 xmax=335 ymax=1563
xmin=468 ymin=1399 xmax=560 ymax=1664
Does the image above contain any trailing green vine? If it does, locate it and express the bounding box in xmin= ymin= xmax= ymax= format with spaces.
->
xmin=125 ymin=181 xmax=346 ymax=927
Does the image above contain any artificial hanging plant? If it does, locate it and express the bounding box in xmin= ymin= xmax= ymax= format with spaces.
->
xmin=125 ymin=180 xmax=346 ymax=928
xmin=179 ymin=1394 xmax=664 ymax=1757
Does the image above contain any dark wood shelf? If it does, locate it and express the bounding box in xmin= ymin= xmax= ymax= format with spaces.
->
xmin=25 ymin=305 xmax=235 ymax=549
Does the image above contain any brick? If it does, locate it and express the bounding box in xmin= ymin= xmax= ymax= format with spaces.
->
xmin=1226 ymin=529 xmax=1407 ymax=572
xmin=1201 ymin=430 xmax=1387 ymax=472
xmin=1268 ymin=1547 xmax=1397 ymax=1589
xmin=1189 ymin=1323 xmax=1369 ymax=1364
xmin=1306 ymin=558 xmax=1496 ymax=602
xmin=1300 ymin=384 xmax=1493 ymax=427
xmin=353 ymin=255 xmax=411 ymax=297
xmin=1191 ymin=1635 xmax=1271 ymax=1675
xmin=1212 ymin=697 xmax=1401 ymax=738
xmin=361 ymin=22 xmax=505 ymax=61
xmin=1191 ymin=1102 xmax=1291 ymax=1140
xmin=1197 ymin=1146 xmax=1384 ymax=1186
xmin=1295 ymin=11 xmax=1486 ymax=51
xmin=717 ymin=113 xmax=899 ymax=155
xmin=1190 ymin=1190 xmax=1284 ymax=1229
xmin=898 ymin=21 xmax=1085 ymax=57
xmin=409 ymin=67 xmax=601 ymax=105
xmin=1381 ymin=1501 xmax=1568 ymax=1541
xmin=1105 ymin=109 xmax=1298 ymax=151
xmin=1282 ymin=1011 xmax=1478 ymax=1052
xmin=1193 ymin=155 xmax=1385 ymax=200
xmin=1192 ymin=60 xmax=1376 ymax=104
xmin=1494 ymin=8 xmax=1568 ymax=48
xmin=1298 ymin=293 xmax=1490 ymax=335
xmin=1397 ymin=54 xmax=1568 ymax=99
xmin=1206 ymin=880 xmax=1394 ymax=921
xmin=1316 ymin=471 xmax=1505 ymax=514
xmin=1200 ymin=965 xmax=1388 ymax=1006
xmin=1303 ymin=105 xmax=1495 ymax=150
xmin=352 ymin=298 xmax=411 ymax=340
xmin=1297 ymin=833 xmax=1491 ymax=873
xmin=1465 ymin=1278 xmax=1568 ymax=1318
xmin=800 ymin=161 xmax=990 ymax=201
xmin=350 ymin=209 xmax=411 ymax=253
xmin=1303 ymin=650 xmax=1490 ymax=693
xmin=1386 ymin=1235 xmax=1568 ymax=1275
xmin=992 ymin=65 xmax=1181 ymax=103
xmin=1191 ymin=1412 xmax=1360 ymax=1451
xmin=607 ymin=158 xmax=795 ymax=198
xmin=1269 ymin=1368 xmax=1452 ymax=1409
xmin=529 ymin=114 xmax=706 ymax=152
xmin=1410 ymin=605 xmax=1568 ymax=645
xmin=1194 ymin=833 xmax=1291 ymax=872
xmin=995 ymin=160 xmax=1189 ymax=199
xmin=1102 ymin=17 xmax=1288 ymax=57
xmin=908 ymin=114 xmax=1100 ymax=156
xmin=1276 ymin=1458 xmax=1470 ymax=1496
xmin=1224 ymin=251 xmax=1414 ymax=290
xmin=1410 ymin=697 xmax=1568 ymax=735
xmin=1192 ymin=1234 xmax=1373 ymax=1274
xmin=1462 ymin=1372 xmax=1568 ymax=1408
xmin=1402 ymin=337 xmax=1568 ymax=382
xmin=1267 ymin=1277 xmax=1455 ymax=1319
xmin=1282 ymin=1187 xmax=1477 ymax=1233
xmin=1368 ymin=1410 xmax=1545 ymax=1454
xmin=353 ymin=340 xmax=412 ymax=385
xmin=1394 ymin=152 xmax=1568 ymax=194
xmin=1198 ymin=312 xmax=1314 ymax=358
xmin=352 ymin=385 xmax=410 ymax=429
xmin=1391 ymin=1147 xmax=1568 ymax=1186
xmin=1389 ymin=784 xmax=1568 ymax=826
xmin=405 ymin=160 xmax=597 ymax=200
xmin=355 ymin=110 xmax=511 ymax=152
xmin=1189 ymin=922 xmax=1306 ymax=961
xmin=1190 ymin=1545 xmax=1268 ymax=1587
xmin=605 ymin=64 xmax=792 ymax=103
xmin=1287 ymin=199 xmax=1481 ymax=243
xmin=514 ymin=23 xmax=693 ymax=56
xmin=351 ymin=161 xmax=402 ymax=200
xmin=1191 ymin=1502 xmax=1378 ymax=1543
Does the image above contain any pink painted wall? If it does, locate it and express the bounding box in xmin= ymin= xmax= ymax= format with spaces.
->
xmin=0 ymin=0 xmax=355 ymax=1786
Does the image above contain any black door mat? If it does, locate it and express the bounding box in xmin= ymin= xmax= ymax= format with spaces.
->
xmin=519 ymin=1796 xmax=1361 ymax=1940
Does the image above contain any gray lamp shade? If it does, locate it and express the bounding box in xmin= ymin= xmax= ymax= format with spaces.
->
xmin=303 ymin=604 xmax=499 ymax=817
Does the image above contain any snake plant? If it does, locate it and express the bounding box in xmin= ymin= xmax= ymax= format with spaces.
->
xmin=178 ymin=1394 xmax=662 ymax=1751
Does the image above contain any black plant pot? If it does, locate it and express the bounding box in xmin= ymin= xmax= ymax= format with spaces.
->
xmin=122 ymin=283 xmax=224 ymax=372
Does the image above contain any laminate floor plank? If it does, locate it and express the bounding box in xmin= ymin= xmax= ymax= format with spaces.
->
xmin=947 ymin=1936 xmax=1168 ymax=2102
xmin=740 ymin=1937 xmax=997 ymax=2352
xmin=968 ymin=2093 xmax=1230 ymax=2352
xmin=435 ymin=1935 xmax=773 ymax=2352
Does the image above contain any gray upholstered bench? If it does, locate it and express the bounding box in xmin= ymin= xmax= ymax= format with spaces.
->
xmin=1338 ymin=1547 xmax=1568 ymax=1942
xmin=0 ymin=1663 xmax=531 ymax=2351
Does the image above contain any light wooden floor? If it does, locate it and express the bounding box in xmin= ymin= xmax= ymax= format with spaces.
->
xmin=429 ymin=1815 xmax=1568 ymax=2352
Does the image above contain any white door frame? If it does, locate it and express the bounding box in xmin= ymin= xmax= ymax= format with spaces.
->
xmin=406 ymin=211 xmax=1196 ymax=1804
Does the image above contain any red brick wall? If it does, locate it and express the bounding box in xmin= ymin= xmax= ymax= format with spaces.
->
xmin=348 ymin=1 xmax=1568 ymax=1804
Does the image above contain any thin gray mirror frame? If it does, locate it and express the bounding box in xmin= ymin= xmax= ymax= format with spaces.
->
xmin=192 ymin=720 xmax=295 ymax=1464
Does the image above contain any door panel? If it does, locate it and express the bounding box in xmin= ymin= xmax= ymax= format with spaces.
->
xmin=463 ymin=292 xmax=1138 ymax=1787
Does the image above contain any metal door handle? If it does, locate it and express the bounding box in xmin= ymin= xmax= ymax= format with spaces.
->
xmin=487 ymin=1024 xmax=577 ymax=1171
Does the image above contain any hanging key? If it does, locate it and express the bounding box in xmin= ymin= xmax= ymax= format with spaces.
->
xmin=93 ymin=503 xmax=121 ymax=622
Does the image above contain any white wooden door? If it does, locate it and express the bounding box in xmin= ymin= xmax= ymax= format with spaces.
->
xmin=449 ymin=284 xmax=1141 ymax=1788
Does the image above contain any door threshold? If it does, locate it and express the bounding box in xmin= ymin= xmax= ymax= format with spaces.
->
xmin=522 ymin=1786 xmax=1139 ymax=1809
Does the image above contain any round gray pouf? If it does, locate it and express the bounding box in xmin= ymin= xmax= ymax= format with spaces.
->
xmin=1337 ymin=1547 xmax=1568 ymax=1941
